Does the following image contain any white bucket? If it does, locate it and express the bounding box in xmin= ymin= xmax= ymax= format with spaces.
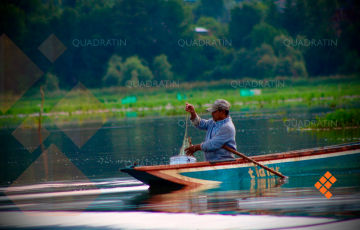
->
xmin=170 ymin=155 xmax=197 ymax=165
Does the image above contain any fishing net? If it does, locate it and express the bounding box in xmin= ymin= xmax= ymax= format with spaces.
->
xmin=179 ymin=115 xmax=192 ymax=156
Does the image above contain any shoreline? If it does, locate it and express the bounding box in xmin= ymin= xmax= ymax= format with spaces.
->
xmin=1 ymin=94 xmax=360 ymax=119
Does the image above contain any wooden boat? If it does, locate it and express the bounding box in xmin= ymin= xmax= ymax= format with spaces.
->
xmin=120 ymin=142 xmax=360 ymax=187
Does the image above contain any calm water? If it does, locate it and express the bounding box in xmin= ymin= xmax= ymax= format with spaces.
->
xmin=1 ymin=108 xmax=360 ymax=224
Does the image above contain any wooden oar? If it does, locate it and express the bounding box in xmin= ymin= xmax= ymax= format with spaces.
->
xmin=222 ymin=145 xmax=287 ymax=179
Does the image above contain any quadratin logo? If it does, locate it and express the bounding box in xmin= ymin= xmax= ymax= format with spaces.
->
xmin=314 ymin=171 xmax=337 ymax=199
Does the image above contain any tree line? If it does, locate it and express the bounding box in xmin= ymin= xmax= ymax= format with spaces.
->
xmin=1 ymin=0 xmax=359 ymax=90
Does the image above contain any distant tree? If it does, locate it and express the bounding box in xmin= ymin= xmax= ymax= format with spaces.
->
xmin=229 ymin=48 xmax=252 ymax=78
xmin=302 ymin=0 xmax=341 ymax=76
xmin=75 ymin=0 xmax=110 ymax=13
xmin=293 ymin=61 xmax=308 ymax=77
xmin=111 ymin=0 xmax=188 ymax=61
xmin=123 ymin=56 xmax=153 ymax=82
xmin=337 ymin=20 xmax=360 ymax=74
xmin=229 ymin=2 xmax=266 ymax=48
xmin=153 ymin=55 xmax=174 ymax=80
xmin=272 ymin=35 xmax=308 ymax=77
xmin=103 ymin=55 xmax=125 ymax=86
xmin=196 ymin=0 xmax=225 ymax=20
xmin=282 ymin=0 xmax=296 ymax=35
xmin=265 ymin=0 xmax=280 ymax=28
xmin=250 ymin=44 xmax=278 ymax=78
xmin=304 ymin=0 xmax=339 ymax=38
xmin=293 ymin=0 xmax=307 ymax=35
xmin=281 ymin=0 xmax=307 ymax=37
xmin=274 ymin=57 xmax=293 ymax=76
xmin=250 ymin=23 xmax=285 ymax=48
xmin=3 ymin=0 xmax=360 ymax=89
xmin=253 ymin=43 xmax=276 ymax=58
xmin=338 ymin=50 xmax=360 ymax=74
xmin=103 ymin=55 xmax=153 ymax=86
xmin=229 ymin=40 xmax=308 ymax=79
xmin=62 ymin=0 xmax=77 ymax=8
xmin=273 ymin=35 xmax=293 ymax=57
xmin=273 ymin=55 xmax=308 ymax=78
xmin=1 ymin=0 xmax=45 ymax=15
xmin=256 ymin=54 xmax=278 ymax=78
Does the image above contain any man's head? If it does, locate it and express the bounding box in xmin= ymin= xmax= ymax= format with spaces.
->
xmin=206 ymin=99 xmax=230 ymax=121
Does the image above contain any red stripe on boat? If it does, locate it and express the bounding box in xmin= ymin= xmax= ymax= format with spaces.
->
xmin=134 ymin=143 xmax=360 ymax=172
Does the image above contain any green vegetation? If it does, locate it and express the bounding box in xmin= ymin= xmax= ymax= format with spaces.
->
xmin=307 ymin=108 xmax=360 ymax=129
xmin=1 ymin=77 xmax=360 ymax=128
xmin=2 ymin=0 xmax=360 ymax=128
xmin=1 ymin=0 xmax=359 ymax=91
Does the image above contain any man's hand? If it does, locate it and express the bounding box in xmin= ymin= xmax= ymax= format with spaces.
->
xmin=185 ymin=144 xmax=201 ymax=156
xmin=185 ymin=102 xmax=197 ymax=120
xmin=185 ymin=102 xmax=195 ymax=113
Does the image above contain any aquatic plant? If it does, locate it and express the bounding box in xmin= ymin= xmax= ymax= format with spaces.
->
xmin=308 ymin=109 xmax=360 ymax=129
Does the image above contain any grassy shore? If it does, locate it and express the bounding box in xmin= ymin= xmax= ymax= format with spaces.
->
xmin=1 ymin=76 xmax=360 ymax=128
xmin=305 ymin=108 xmax=360 ymax=129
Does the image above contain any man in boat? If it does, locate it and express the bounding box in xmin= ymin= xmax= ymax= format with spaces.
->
xmin=184 ymin=99 xmax=236 ymax=161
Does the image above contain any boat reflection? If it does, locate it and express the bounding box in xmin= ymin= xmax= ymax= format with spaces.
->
xmin=137 ymin=178 xmax=286 ymax=213
xmin=131 ymin=174 xmax=360 ymax=219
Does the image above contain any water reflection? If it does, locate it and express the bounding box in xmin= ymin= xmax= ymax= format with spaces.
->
xmin=130 ymin=174 xmax=360 ymax=219
xmin=1 ymin=174 xmax=359 ymax=219
xmin=135 ymin=178 xmax=285 ymax=213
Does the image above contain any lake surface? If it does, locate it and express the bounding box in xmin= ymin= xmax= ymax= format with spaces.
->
xmin=1 ymin=108 xmax=360 ymax=228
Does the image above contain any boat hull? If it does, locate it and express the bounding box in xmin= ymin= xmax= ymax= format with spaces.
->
xmin=120 ymin=142 xmax=360 ymax=187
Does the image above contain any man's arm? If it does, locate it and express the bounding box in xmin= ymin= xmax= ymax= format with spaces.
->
xmin=185 ymin=102 xmax=212 ymax=130
xmin=190 ymin=114 xmax=213 ymax=130
xmin=185 ymin=102 xmax=197 ymax=119
xmin=185 ymin=143 xmax=202 ymax=156
xmin=184 ymin=102 xmax=211 ymax=156
xmin=186 ymin=126 xmax=235 ymax=156
xmin=201 ymin=126 xmax=234 ymax=152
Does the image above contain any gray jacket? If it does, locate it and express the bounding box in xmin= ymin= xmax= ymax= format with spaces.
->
xmin=191 ymin=115 xmax=236 ymax=161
